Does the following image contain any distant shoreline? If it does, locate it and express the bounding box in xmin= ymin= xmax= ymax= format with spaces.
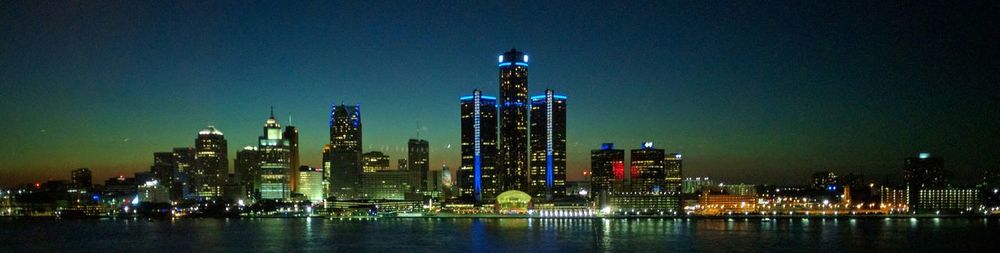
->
xmin=3 ymin=214 xmax=998 ymax=220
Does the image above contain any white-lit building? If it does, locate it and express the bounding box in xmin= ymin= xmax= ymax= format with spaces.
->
xmin=297 ymin=166 xmax=325 ymax=203
xmin=917 ymin=188 xmax=980 ymax=211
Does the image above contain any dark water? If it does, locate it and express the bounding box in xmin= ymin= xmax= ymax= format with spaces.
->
xmin=1 ymin=217 xmax=997 ymax=252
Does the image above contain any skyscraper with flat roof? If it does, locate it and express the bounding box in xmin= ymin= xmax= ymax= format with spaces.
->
xmin=194 ymin=126 xmax=228 ymax=199
xmin=460 ymin=90 xmax=498 ymax=203
xmin=591 ymin=143 xmax=624 ymax=208
xmin=408 ymin=139 xmax=430 ymax=191
xmin=664 ymin=153 xmax=682 ymax=192
xmin=630 ymin=142 xmax=666 ymax=193
xmin=529 ymin=89 xmax=567 ymax=200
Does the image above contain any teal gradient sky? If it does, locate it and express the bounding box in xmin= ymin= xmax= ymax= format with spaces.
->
xmin=2 ymin=1 xmax=998 ymax=186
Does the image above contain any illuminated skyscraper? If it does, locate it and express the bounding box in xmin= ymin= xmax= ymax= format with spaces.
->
xmin=193 ymin=126 xmax=228 ymax=199
xmin=630 ymin=142 xmax=666 ymax=193
xmin=408 ymin=139 xmax=430 ymax=191
xmin=460 ymin=90 xmax=498 ymax=202
xmin=328 ymin=103 xmax=362 ymax=198
xmin=498 ymin=48 xmax=530 ymax=192
xmin=257 ymin=110 xmax=291 ymax=200
xmin=362 ymin=151 xmax=391 ymax=173
xmin=664 ymin=153 xmax=682 ymax=192
xmin=591 ymin=143 xmax=624 ymax=208
xmin=904 ymin=152 xmax=946 ymax=209
xmin=529 ymin=89 xmax=567 ymax=200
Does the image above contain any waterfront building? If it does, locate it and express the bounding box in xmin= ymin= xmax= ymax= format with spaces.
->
xmin=904 ymin=152 xmax=946 ymax=208
xmin=297 ymin=166 xmax=325 ymax=203
xmin=916 ymin=188 xmax=980 ymax=212
xmin=630 ymin=142 xmax=666 ymax=193
xmin=193 ymin=126 xmax=228 ymax=199
xmin=328 ymin=103 xmax=363 ymax=199
xmin=698 ymin=193 xmax=757 ymax=215
xmin=529 ymin=89 xmax=567 ymax=200
xmin=360 ymin=171 xmax=414 ymax=200
xmin=362 ymin=151 xmax=391 ymax=173
xmin=591 ymin=143 xmax=625 ymax=209
xmin=498 ymin=48 xmax=530 ymax=193
xmin=608 ymin=192 xmax=681 ymax=214
xmin=459 ymin=90 xmax=499 ymax=203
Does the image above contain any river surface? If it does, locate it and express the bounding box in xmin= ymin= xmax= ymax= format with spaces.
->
xmin=1 ymin=217 xmax=996 ymax=252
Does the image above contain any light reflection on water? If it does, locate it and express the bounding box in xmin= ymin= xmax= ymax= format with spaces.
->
xmin=0 ymin=218 xmax=997 ymax=252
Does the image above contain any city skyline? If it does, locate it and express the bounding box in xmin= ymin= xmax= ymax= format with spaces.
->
xmin=3 ymin=1 xmax=999 ymax=187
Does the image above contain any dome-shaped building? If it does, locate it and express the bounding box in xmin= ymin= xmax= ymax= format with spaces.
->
xmin=495 ymin=190 xmax=532 ymax=214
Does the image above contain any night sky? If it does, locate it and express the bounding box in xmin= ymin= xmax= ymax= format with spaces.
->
xmin=2 ymin=1 xmax=998 ymax=186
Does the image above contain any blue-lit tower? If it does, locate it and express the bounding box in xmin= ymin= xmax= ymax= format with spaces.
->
xmin=460 ymin=90 xmax=498 ymax=203
xmin=529 ymin=89 xmax=567 ymax=200
xmin=498 ymin=48 xmax=530 ymax=192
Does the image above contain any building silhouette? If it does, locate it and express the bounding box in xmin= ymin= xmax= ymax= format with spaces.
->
xmin=327 ymin=103 xmax=362 ymax=199
xmin=408 ymin=139 xmax=430 ymax=192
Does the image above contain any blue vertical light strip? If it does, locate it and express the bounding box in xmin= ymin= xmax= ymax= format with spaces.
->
xmin=546 ymin=91 xmax=554 ymax=189
xmin=473 ymin=92 xmax=482 ymax=202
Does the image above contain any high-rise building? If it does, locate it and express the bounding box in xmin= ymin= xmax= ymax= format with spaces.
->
xmin=193 ymin=126 xmax=228 ymax=199
xmin=71 ymin=168 xmax=92 ymax=190
xmin=498 ymin=48 xmax=530 ymax=192
xmin=529 ymin=89 xmax=567 ymax=200
xmin=630 ymin=142 xmax=666 ymax=193
xmin=904 ymin=152 xmax=946 ymax=209
xmin=234 ymin=146 xmax=260 ymax=200
xmin=258 ymin=111 xmax=291 ymax=200
xmin=408 ymin=139 xmax=430 ymax=192
xmin=297 ymin=166 xmax=325 ymax=203
xmin=284 ymin=123 xmax=299 ymax=192
xmin=362 ymin=151 xmax=391 ymax=173
xmin=591 ymin=143 xmax=624 ymax=208
xmin=664 ymin=153 xmax=682 ymax=192
xmin=328 ymin=103 xmax=363 ymax=199
xmin=460 ymin=90 xmax=499 ymax=203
